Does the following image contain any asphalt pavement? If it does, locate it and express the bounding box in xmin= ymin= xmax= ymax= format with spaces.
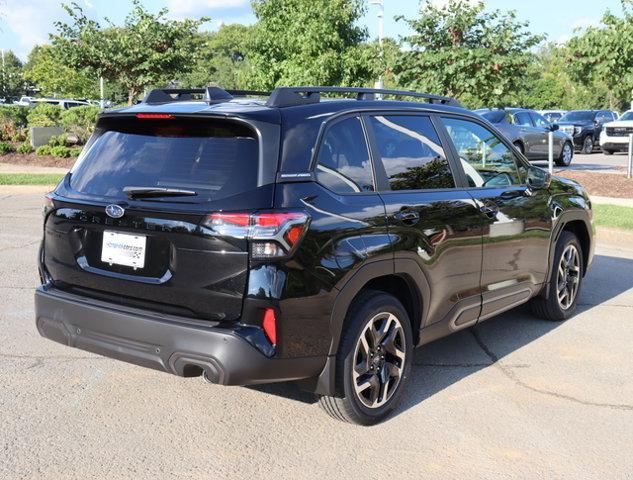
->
xmin=531 ymin=151 xmax=631 ymax=173
xmin=1 ymin=191 xmax=632 ymax=480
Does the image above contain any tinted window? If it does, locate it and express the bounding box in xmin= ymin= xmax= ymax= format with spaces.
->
xmin=370 ymin=115 xmax=454 ymax=191
xmin=530 ymin=112 xmax=550 ymax=128
xmin=477 ymin=110 xmax=509 ymax=124
xmin=315 ymin=117 xmax=374 ymax=193
xmin=513 ymin=112 xmax=532 ymax=127
xmin=442 ymin=117 xmax=524 ymax=188
xmin=620 ymin=111 xmax=633 ymax=121
xmin=70 ymin=117 xmax=259 ymax=202
xmin=560 ymin=111 xmax=595 ymax=122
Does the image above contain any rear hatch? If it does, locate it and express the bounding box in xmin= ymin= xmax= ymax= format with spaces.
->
xmin=43 ymin=114 xmax=275 ymax=321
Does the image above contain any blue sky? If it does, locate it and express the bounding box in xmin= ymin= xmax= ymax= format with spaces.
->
xmin=0 ymin=0 xmax=624 ymax=60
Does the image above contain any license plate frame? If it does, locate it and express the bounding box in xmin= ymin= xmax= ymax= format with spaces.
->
xmin=101 ymin=230 xmax=147 ymax=269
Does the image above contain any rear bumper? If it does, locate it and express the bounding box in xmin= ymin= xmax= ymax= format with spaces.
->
xmin=34 ymin=286 xmax=325 ymax=386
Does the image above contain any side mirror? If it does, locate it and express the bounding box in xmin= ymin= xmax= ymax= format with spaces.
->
xmin=527 ymin=166 xmax=550 ymax=190
xmin=549 ymin=123 xmax=559 ymax=131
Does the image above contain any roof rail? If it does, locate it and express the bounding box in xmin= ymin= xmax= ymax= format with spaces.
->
xmin=142 ymin=87 xmax=234 ymax=104
xmin=265 ymin=86 xmax=463 ymax=108
xmin=226 ymin=89 xmax=271 ymax=97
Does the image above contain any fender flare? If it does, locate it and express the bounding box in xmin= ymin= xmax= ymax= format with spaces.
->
xmin=308 ymin=258 xmax=430 ymax=396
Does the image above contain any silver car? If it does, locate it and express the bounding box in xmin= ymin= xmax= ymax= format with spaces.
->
xmin=475 ymin=108 xmax=574 ymax=166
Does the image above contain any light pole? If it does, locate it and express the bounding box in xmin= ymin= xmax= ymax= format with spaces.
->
xmin=370 ymin=0 xmax=384 ymax=90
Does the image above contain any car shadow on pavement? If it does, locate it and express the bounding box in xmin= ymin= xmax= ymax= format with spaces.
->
xmin=250 ymin=254 xmax=633 ymax=415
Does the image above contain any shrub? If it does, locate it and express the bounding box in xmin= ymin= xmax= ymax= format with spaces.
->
xmin=11 ymin=130 xmax=27 ymax=142
xmin=0 ymin=119 xmax=18 ymax=141
xmin=27 ymin=104 xmax=62 ymax=127
xmin=70 ymin=146 xmax=83 ymax=157
xmin=17 ymin=143 xmax=34 ymax=154
xmin=0 ymin=106 xmax=28 ymax=127
xmin=50 ymin=145 xmax=73 ymax=158
xmin=35 ymin=145 xmax=52 ymax=156
xmin=60 ymin=106 xmax=100 ymax=143
xmin=48 ymin=134 xmax=68 ymax=147
xmin=0 ymin=142 xmax=15 ymax=155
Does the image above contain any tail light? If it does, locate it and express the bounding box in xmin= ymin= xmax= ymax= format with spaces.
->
xmin=203 ymin=211 xmax=309 ymax=259
xmin=42 ymin=194 xmax=54 ymax=217
xmin=262 ymin=308 xmax=277 ymax=345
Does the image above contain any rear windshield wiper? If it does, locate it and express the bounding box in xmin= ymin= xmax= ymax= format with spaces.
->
xmin=123 ymin=186 xmax=198 ymax=199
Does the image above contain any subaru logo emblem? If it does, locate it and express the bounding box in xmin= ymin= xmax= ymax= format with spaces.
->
xmin=105 ymin=204 xmax=125 ymax=219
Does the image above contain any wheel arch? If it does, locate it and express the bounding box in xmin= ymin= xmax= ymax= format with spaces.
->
xmin=306 ymin=258 xmax=430 ymax=396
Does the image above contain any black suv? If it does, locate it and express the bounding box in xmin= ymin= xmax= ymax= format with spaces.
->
xmin=35 ymin=86 xmax=594 ymax=425
xmin=556 ymin=110 xmax=618 ymax=154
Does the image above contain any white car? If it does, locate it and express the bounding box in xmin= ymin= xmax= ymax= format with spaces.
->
xmin=600 ymin=110 xmax=633 ymax=155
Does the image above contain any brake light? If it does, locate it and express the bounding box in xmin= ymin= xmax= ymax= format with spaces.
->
xmin=262 ymin=308 xmax=277 ymax=345
xmin=42 ymin=194 xmax=54 ymax=217
xmin=204 ymin=211 xmax=309 ymax=258
xmin=135 ymin=113 xmax=174 ymax=119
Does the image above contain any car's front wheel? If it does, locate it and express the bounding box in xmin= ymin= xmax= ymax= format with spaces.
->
xmin=319 ymin=291 xmax=413 ymax=425
xmin=530 ymin=231 xmax=584 ymax=321
xmin=582 ymin=135 xmax=594 ymax=154
xmin=555 ymin=141 xmax=574 ymax=166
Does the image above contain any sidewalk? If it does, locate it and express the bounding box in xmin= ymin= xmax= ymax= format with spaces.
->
xmin=591 ymin=195 xmax=633 ymax=207
xmin=0 ymin=162 xmax=69 ymax=174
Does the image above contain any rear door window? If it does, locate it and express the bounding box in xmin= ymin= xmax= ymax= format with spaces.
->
xmin=369 ymin=115 xmax=454 ymax=190
xmin=70 ymin=116 xmax=259 ymax=202
xmin=513 ymin=112 xmax=533 ymax=127
xmin=315 ymin=116 xmax=375 ymax=193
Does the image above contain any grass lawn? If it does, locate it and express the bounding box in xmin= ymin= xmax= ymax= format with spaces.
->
xmin=0 ymin=173 xmax=65 ymax=185
xmin=593 ymin=204 xmax=633 ymax=231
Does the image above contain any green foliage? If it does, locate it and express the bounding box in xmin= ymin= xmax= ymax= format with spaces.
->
xmin=594 ymin=204 xmax=633 ymax=231
xmin=52 ymin=0 xmax=210 ymax=104
xmin=70 ymin=146 xmax=83 ymax=157
xmin=48 ymin=134 xmax=68 ymax=147
xmin=60 ymin=105 xmax=100 ymax=142
xmin=35 ymin=145 xmax=52 ymax=156
xmin=0 ymin=106 xmax=28 ymax=127
xmin=566 ymin=0 xmax=633 ymax=110
xmin=50 ymin=145 xmax=74 ymax=158
xmin=0 ymin=50 xmax=25 ymax=101
xmin=0 ymin=142 xmax=15 ymax=154
xmin=16 ymin=143 xmax=34 ymax=154
xmin=394 ymin=0 xmax=544 ymax=108
xmin=182 ymin=24 xmax=253 ymax=89
xmin=23 ymin=45 xmax=99 ymax=99
xmin=246 ymin=0 xmax=368 ymax=90
xmin=27 ymin=104 xmax=62 ymax=127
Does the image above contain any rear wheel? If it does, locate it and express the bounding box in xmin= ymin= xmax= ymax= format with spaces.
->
xmin=318 ymin=291 xmax=413 ymax=425
xmin=555 ymin=141 xmax=573 ymax=166
xmin=582 ymin=135 xmax=594 ymax=154
xmin=530 ymin=231 xmax=583 ymax=321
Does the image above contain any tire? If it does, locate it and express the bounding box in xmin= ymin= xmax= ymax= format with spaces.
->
xmin=513 ymin=141 xmax=524 ymax=155
xmin=318 ymin=290 xmax=413 ymax=426
xmin=581 ymin=135 xmax=594 ymax=154
xmin=555 ymin=141 xmax=574 ymax=167
xmin=530 ymin=231 xmax=584 ymax=321
xmin=603 ymin=149 xmax=613 ymax=155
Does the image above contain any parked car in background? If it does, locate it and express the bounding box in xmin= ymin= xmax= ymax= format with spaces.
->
xmin=556 ymin=110 xmax=618 ymax=154
xmin=15 ymin=96 xmax=91 ymax=109
xmin=599 ymin=110 xmax=633 ymax=155
xmin=538 ymin=110 xmax=566 ymax=123
xmin=475 ymin=108 xmax=574 ymax=166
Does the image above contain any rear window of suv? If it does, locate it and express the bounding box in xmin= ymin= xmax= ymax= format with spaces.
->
xmin=70 ymin=116 xmax=259 ymax=202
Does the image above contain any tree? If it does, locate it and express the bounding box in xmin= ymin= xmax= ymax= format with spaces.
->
xmin=246 ymin=0 xmax=369 ymax=90
xmin=394 ymin=0 xmax=543 ymax=108
xmin=182 ymin=24 xmax=253 ymax=89
xmin=0 ymin=50 xmax=24 ymax=100
xmin=51 ymin=1 xmax=210 ymax=104
xmin=23 ymin=45 xmax=99 ymax=99
xmin=566 ymin=0 xmax=633 ymax=110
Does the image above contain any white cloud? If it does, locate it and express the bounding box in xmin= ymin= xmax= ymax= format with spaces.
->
xmin=167 ymin=0 xmax=250 ymax=17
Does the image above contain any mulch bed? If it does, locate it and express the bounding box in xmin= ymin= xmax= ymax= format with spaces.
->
xmin=0 ymin=153 xmax=76 ymax=169
xmin=553 ymin=169 xmax=633 ymax=199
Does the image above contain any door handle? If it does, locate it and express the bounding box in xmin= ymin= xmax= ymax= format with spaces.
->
xmin=394 ymin=210 xmax=420 ymax=225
